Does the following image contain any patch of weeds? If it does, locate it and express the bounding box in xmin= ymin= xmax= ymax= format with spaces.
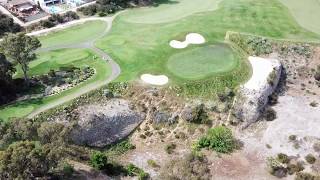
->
xmin=289 ymin=135 xmax=297 ymax=142
xmin=165 ymin=143 xmax=176 ymax=154
xmin=293 ymin=142 xmax=301 ymax=149
xmin=305 ymin=154 xmax=316 ymax=164
xmin=310 ymin=101 xmax=318 ymax=107
xmin=287 ymin=163 xmax=304 ymax=175
xmin=277 ymin=153 xmax=290 ymax=164
xmin=267 ymin=157 xmax=288 ymax=178
xmin=266 ymin=144 xmax=272 ymax=149
xmin=139 ymin=134 xmax=146 ymax=139
xmin=105 ymin=139 xmax=136 ymax=156
xmin=295 ymin=172 xmax=320 ymax=180
xmin=126 ymin=163 xmax=149 ymax=180
xmin=147 ymin=159 xmax=160 ymax=168
xmin=313 ymin=142 xmax=320 ymax=152
xmin=263 ymin=107 xmax=277 ymax=121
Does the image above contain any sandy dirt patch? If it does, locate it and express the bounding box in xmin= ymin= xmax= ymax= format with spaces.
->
xmin=141 ymin=74 xmax=169 ymax=85
xmin=169 ymin=33 xmax=205 ymax=49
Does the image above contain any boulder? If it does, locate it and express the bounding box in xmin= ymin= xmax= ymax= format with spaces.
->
xmin=70 ymin=99 xmax=144 ymax=147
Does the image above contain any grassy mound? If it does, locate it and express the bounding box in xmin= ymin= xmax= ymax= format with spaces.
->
xmin=39 ymin=20 xmax=107 ymax=48
xmin=167 ymin=44 xmax=236 ymax=80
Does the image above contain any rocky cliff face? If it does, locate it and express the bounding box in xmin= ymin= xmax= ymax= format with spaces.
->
xmin=70 ymin=99 xmax=144 ymax=147
xmin=234 ymin=57 xmax=282 ymax=128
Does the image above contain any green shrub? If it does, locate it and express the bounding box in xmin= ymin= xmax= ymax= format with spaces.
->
xmin=263 ymin=107 xmax=277 ymax=121
xmin=196 ymin=126 xmax=236 ymax=153
xmin=277 ymin=153 xmax=290 ymax=164
xmin=89 ymin=151 xmax=108 ymax=170
xmin=61 ymin=162 xmax=74 ymax=177
xmin=126 ymin=163 xmax=149 ymax=180
xmin=305 ymin=154 xmax=316 ymax=164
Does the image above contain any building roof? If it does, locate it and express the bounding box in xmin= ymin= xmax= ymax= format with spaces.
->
xmin=7 ymin=0 xmax=34 ymax=6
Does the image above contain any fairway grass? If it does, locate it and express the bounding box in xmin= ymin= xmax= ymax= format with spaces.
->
xmin=39 ymin=20 xmax=107 ymax=49
xmin=96 ymin=0 xmax=320 ymax=96
xmin=123 ymin=0 xmax=222 ymax=24
xmin=167 ymin=45 xmax=236 ymax=80
xmin=278 ymin=0 xmax=320 ymax=35
xmin=0 ymin=49 xmax=111 ymax=121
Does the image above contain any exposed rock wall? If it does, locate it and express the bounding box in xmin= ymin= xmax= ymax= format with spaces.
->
xmin=234 ymin=56 xmax=282 ymax=128
xmin=70 ymin=99 xmax=144 ymax=147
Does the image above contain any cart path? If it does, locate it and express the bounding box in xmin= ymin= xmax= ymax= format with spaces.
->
xmin=26 ymin=12 xmax=123 ymax=118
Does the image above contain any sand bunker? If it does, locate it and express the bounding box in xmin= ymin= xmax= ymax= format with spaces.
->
xmin=170 ymin=33 xmax=205 ymax=49
xmin=244 ymin=56 xmax=280 ymax=90
xmin=141 ymin=74 xmax=169 ymax=85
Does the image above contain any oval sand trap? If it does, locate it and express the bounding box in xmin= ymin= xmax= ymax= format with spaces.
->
xmin=170 ymin=33 xmax=205 ymax=49
xmin=141 ymin=74 xmax=169 ymax=85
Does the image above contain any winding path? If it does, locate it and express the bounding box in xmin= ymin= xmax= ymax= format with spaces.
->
xmin=26 ymin=12 xmax=123 ymax=118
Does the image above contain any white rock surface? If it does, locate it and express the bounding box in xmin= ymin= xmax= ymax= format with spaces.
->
xmin=235 ymin=56 xmax=282 ymax=127
xmin=141 ymin=74 xmax=169 ymax=85
xmin=169 ymin=33 xmax=205 ymax=49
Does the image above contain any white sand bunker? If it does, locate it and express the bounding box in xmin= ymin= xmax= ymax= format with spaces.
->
xmin=244 ymin=56 xmax=281 ymax=90
xmin=141 ymin=74 xmax=169 ymax=86
xmin=170 ymin=33 xmax=205 ymax=49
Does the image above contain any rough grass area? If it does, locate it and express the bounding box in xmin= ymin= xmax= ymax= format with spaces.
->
xmin=278 ymin=0 xmax=320 ymax=35
xmin=96 ymin=0 xmax=319 ymax=97
xmin=167 ymin=44 xmax=236 ymax=80
xmin=0 ymin=49 xmax=111 ymax=121
xmin=39 ymin=20 xmax=107 ymax=49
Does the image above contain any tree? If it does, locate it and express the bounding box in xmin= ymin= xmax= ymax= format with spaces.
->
xmin=0 ymin=141 xmax=59 ymax=179
xmin=0 ymin=33 xmax=41 ymax=86
xmin=0 ymin=53 xmax=16 ymax=105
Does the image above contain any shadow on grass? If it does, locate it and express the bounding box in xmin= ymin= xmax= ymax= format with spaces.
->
xmin=153 ymin=0 xmax=179 ymax=7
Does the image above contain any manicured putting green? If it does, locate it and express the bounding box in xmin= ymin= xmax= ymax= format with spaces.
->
xmin=278 ymin=0 xmax=320 ymax=35
xmin=39 ymin=20 xmax=107 ymax=48
xmin=167 ymin=45 xmax=236 ymax=80
xmin=123 ymin=0 xmax=221 ymax=24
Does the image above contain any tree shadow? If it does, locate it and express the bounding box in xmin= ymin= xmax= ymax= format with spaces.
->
xmin=152 ymin=0 xmax=179 ymax=7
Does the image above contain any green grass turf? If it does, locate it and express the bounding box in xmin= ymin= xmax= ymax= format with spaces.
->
xmin=123 ymin=0 xmax=222 ymax=24
xmin=278 ymin=0 xmax=320 ymax=35
xmin=167 ymin=44 xmax=236 ymax=80
xmin=96 ymin=0 xmax=320 ymax=94
xmin=0 ymin=48 xmax=111 ymax=121
xmin=38 ymin=20 xmax=107 ymax=49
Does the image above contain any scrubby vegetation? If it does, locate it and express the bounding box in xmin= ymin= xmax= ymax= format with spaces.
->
xmin=159 ymin=153 xmax=210 ymax=180
xmin=195 ymin=126 xmax=237 ymax=153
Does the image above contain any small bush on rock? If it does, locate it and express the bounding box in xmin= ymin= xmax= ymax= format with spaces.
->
xmin=277 ymin=153 xmax=290 ymax=164
xmin=263 ymin=107 xmax=277 ymax=121
xmin=295 ymin=172 xmax=320 ymax=180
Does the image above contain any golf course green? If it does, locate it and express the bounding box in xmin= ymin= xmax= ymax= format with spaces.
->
xmin=167 ymin=45 xmax=236 ymax=80
xmin=1 ymin=0 xmax=320 ymax=120
xmin=0 ymin=49 xmax=111 ymax=121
